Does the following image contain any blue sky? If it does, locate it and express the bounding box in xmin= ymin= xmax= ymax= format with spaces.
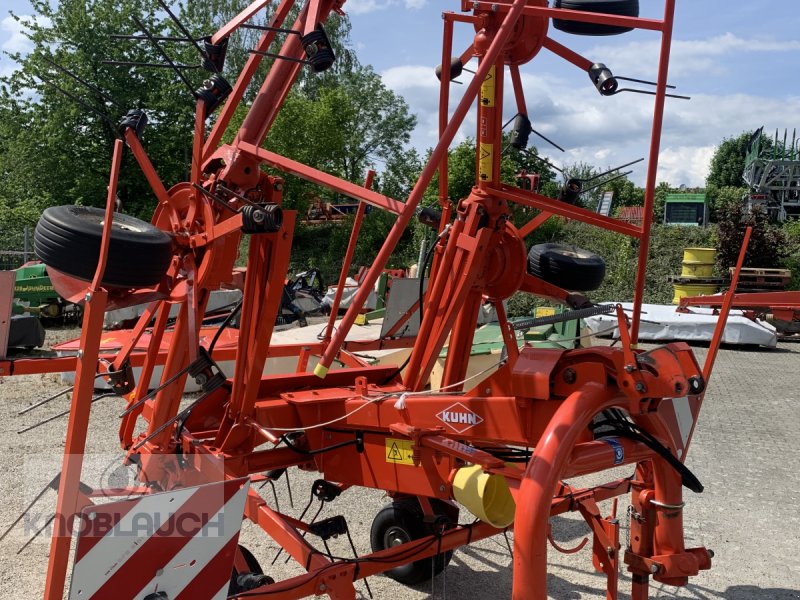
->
xmin=3 ymin=1 xmax=799 ymax=186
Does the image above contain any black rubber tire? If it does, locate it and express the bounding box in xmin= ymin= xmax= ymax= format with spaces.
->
xmin=34 ymin=205 xmax=173 ymax=288
xmin=527 ymin=243 xmax=606 ymax=292
xmin=370 ymin=499 xmax=453 ymax=586
xmin=553 ymin=0 xmax=639 ymax=36
xmin=229 ymin=544 xmax=273 ymax=595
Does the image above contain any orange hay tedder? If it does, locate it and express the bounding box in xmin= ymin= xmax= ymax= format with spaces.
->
xmin=2 ymin=0 xmax=748 ymax=598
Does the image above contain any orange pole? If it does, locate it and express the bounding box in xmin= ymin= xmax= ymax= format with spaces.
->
xmin=44 ymin=139 xmax=123 ymax=599
xmin=629 ymin=0 xmax=676 ymax=343
xmin=703 ymin=226 xmax=752 ymax=384
xmin=323 ymin=170 xmax=376 ymax=343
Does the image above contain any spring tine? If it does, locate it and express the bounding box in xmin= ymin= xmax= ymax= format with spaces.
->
xmin=270 ymin=480 xmax=280 ymax=513
xmin=33 ymin=71 xmax=119 ymax=132
xmin=240 ymin=23 xmax=301 ymax=35
xmin=615 ymin=87 xmax=690 ymax=100
xmin=132 ymin=394 xmax=208 ymax=451
xmin=16 ymin=514 xmax=55 ymax=554
xmin=41 ymin=56 xmax=124 ymax=109
xmin=0 ymin=473 xmax=60 ymax=542
xmin=503 ymin=530 xmax=514 ymax=557
xmin=615 ymin=75 xmax=676 ymax=89
xmin=110 ymin=33 xmax=195 ymax=42
xmin=17 ymin=393 xmax=116 ymax=434
xmin=19 ymin=386 xmax=72 ymax=415
xmin=344 ymin=524 xmax=373 ymax=598
xmin=583 ymin=158 xmax=644 ymax=183
xmin=531 ymin=127 xmax=565 ymax=152
xmin=522 ymin=148 xmax=564 ymax=174
xmin=131 ymin=15 xmax=195 ymax=95
xmin=248 ymin=49 xmax=310 ymax=66
xmin=119 ymin=361 xmax=192 ymax=417
xmin=581 ymin=170 xmax=633 ymax=195
xmin=102 ymin=60 xmax=198 ymax=70
xmin=285 ymin=469 xmax=294 ymax=509
xmin=155 ymin=0 xmax=214 ymax=70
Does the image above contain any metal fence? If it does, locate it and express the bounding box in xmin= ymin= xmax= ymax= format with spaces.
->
xmin=0 ymin=226 xmax=34 ymax=270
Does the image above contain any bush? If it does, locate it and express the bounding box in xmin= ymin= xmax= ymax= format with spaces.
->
xmin=715 ymin=199 xmax=787 ymax=271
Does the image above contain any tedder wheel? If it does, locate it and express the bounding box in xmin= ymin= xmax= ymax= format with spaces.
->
xmin=229 ymin=544 xmax=274 ymax=595
xmin=370 ymin=499 xmax=454 ymax=586
xmin=553 ymin=0 xmax=639 ymax=36
xmin=527 ymin=242 xmax=606 ymax=292
xmin=34 ymin=205 xmax=173 ymax=288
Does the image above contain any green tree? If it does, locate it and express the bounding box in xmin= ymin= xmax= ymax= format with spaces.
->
xmin=0 ymin=0 xmax=232 ymax=218
xmin=706 ymin=131 xmax=762 ymax=189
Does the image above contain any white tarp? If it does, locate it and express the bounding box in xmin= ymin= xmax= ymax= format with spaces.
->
xmin=585 ymin=302 xmax=777 ymax=348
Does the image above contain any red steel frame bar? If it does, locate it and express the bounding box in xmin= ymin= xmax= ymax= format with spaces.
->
xmin=44 ymin=139 xmax=123 ymax=599
xmin=322 ymin=170 xmax=376 ymax=343
xmin=204 ymin=0 xmax=296 ymax=156
xmin=496 ymin=184 xmax=642 ymax=237
xmin=543 ymin=36 xmax=592 ymax=71
xmin=239 ymin=142 xmax=405 ymax=214
xmin=629 ymin=0 xmax=676 ymax=344
xmin=316 ymin=0 xmax=530 ymax=378
xmin=703 ymin=227 xmax=752 ymax=385
xmin=28 ymin=0 xmax=707 ymax=597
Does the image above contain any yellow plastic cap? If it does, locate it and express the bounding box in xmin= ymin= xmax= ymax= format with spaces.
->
xmin=313 ymin=363 xmax=329 ymax=379
xmin=452 ymin=464 xmax=515 ymax=528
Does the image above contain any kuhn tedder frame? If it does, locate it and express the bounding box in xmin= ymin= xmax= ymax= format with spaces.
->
xmin=2 ymin=0 xmax=746 ymax=598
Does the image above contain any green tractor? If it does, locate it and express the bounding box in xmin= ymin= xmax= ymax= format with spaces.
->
xmin=12 ymin=262 xmax=69 ymax=318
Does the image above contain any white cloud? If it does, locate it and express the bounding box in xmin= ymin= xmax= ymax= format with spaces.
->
xmin=345 ymin=0 xmax=426 ymax=15
xmin=1 ymin=14 xmax=51 ymax=54
xmin=381 ymin=59 xmax=800 ymax=188
xmin=588 ymin=33 xmax=800 ymax=78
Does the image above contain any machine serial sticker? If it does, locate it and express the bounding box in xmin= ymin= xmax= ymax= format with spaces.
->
xmin=385 ymin=438 xmax=415 ymax=465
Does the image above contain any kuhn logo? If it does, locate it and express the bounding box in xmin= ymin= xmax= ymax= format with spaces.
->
xmin=436 ymin=402 xmax=484 ymax=434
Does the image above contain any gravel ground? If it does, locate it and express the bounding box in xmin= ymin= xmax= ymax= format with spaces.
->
xmin=1 ymin=326 xmax=799 ymax=599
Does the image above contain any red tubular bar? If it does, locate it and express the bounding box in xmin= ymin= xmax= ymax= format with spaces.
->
xmin=124 ymin=130 xmax=171 ymax=205
xmin=543 ymin=36 xmax=592 ymax=71
xmin=323 ymin=170 xmax=376 ymax=343
xmin=44 ymin=139 xmax=124 ymax=600
xmin=496 ymin=184 xmax=642 ymax=237
xmin=629 ymin=0 xmax=676 ymax=344
xmin=509 ymin=63 xmax=527 ymax=114
xmin=212 ymin=0 xmax=273 ymax=43
xmin=204 ymin=0 xmax=296 ymax=157
xmin=238 ymin=142 xmax=405 ymax=214
xmin=315 ymin=0 xmax=531 ymax=377
xmin=512 ymin=383 xmax=618 ymax=599
xmin=703 ymin=226 xmax=752 ymax=385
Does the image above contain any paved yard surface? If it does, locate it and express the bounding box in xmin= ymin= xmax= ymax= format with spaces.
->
xmin=1 ymin=329 xmax=798 ymax=599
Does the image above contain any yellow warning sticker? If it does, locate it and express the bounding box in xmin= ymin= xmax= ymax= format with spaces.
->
xmin=478 ymin=143 xmax=493 ymax=182
xmin=480 ymin=65 xmax=496 ymax=107
xmin=385 ymin=438 xmax=415 ymax=466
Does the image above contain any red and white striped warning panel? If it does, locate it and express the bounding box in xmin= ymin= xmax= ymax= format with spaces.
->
xmin=69 ymin=477 xmax=250 ymax=600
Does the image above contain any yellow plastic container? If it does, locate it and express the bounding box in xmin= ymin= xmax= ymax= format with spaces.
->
xmin=452 ymin=464 xmax=515 ymax=528
xmin=672 ymin=283 xmax=718 ymax=305
xmin=683 ymin=248 xmax=716 ymax=264
xmin=680 ymin=262 xmax=715 ymax=278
